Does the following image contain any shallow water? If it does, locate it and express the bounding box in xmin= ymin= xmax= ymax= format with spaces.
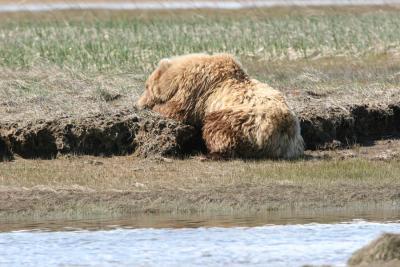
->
xmin=0 ymin=220 xmax=399 ymax=267
xmin=1 ymin=0 xmax=400 ymax=12
xmin=1 ymin=202 xmax=399 ymax=231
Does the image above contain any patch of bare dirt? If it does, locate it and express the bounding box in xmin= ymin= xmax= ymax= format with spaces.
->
xmin=306 ymin=139 xmax=400 ymax=161
xmin=348 ymin=233 xmax=400 ymax=267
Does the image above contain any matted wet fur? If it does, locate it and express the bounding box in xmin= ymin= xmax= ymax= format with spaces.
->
xmin=137 ymin=53 xmax=304 ymax=159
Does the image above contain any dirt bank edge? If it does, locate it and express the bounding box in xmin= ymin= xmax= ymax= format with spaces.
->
xmin=0 ymin=135 xmax=12 ymax=161
xmin=1 ymin=102 xmax=399 ymax=160
xmin=299 ymin=102 xmax=400 ymax=149
xmin=0 ymin=108 xmax=198 ymax=161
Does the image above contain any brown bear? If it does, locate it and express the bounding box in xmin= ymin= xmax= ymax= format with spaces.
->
xmin=137 ymin=53 xmax=304 ymax=159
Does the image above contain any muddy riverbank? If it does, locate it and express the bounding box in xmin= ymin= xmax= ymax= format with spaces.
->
xmin=3 ymin=92 xmax=400 ymax=218
xmin=0 ymin=108 xmax=199 ymax=161
xmin=297 ymin=101 xmax=400 ymax=150
xmin=1 ymin=183 xmax=399 ymax=219
xmin=1 ymin=152 xmax=400 ymax=219
xmin=1 ymin=96 xmax=399 ymax=160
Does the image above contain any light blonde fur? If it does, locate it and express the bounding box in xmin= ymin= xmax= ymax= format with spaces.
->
xmin=137 ymin=53 xmax=304 ymax=159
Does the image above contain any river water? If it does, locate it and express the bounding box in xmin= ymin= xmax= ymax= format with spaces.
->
xmin=1 ymin=0 xmax=400 ymax=12
xmin=0 ymin=213 xmax=399 ymax=267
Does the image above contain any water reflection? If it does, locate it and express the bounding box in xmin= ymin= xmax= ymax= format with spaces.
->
xmin=1 ymin=204 xmax=399 ymax=232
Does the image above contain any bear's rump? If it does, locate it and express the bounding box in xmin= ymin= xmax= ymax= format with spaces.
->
xmin=202 ymin=107 xmax=298 ymax=158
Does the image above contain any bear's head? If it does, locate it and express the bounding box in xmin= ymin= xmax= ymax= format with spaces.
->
xmin=137 ymin=58 xmax=174 ymax=109
xmin=137 ymin=53 xmax=249 ymax=110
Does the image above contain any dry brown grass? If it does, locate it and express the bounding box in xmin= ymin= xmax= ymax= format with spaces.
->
xmin=0 ymin=66 xmax=144 ymax=122
xmin=1 ymin=56 xmax=399 ymax=123
xmin=1 ymin=153 xmax=399 ymax=190
xmin=348 ymin=233 xmax=400 ymax=267
xmin=1 ymin=155 xmax=400 ymax=219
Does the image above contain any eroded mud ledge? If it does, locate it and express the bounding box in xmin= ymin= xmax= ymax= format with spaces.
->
xmin=0 ymin=108 xmax=198 ymax=161
xmin=299 ymin=102 xmax=400 ymax=149
xmin=1 ymin=102 xmax=399 ymax=161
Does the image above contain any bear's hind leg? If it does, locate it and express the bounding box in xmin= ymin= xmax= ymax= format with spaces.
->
xmin=202 ymin=112 xmax=240 ymax=159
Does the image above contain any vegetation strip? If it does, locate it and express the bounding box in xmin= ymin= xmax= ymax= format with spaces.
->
xmin=1 ymin=8 xmax=400 ymax=72
xmin=1 ymin=156 xmax=400 ymax=218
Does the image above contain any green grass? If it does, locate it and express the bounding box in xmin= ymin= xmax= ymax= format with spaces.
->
xmin=1 ymin=7 xmax=400 ymax=122
xmin=1 ymin=8 xmax=400 ymax=75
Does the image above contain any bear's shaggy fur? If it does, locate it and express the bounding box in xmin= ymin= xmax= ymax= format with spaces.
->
xmin=137 ymin=53 xmax=304 ymax=159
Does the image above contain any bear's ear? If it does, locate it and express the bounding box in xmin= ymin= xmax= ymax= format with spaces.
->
xmin=158 ymin=58 xmax=171 ymax=73
xmin=152 ymin=58 xmax=171 ymax=81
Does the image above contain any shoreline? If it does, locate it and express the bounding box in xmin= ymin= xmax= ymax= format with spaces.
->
xmin=1 ymin=201 xmax=399 ymax=232
xmin=1 ymin=185 xmax=399 ymax=224
xmin=1 ymin=155 xmax=400 ymax=220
